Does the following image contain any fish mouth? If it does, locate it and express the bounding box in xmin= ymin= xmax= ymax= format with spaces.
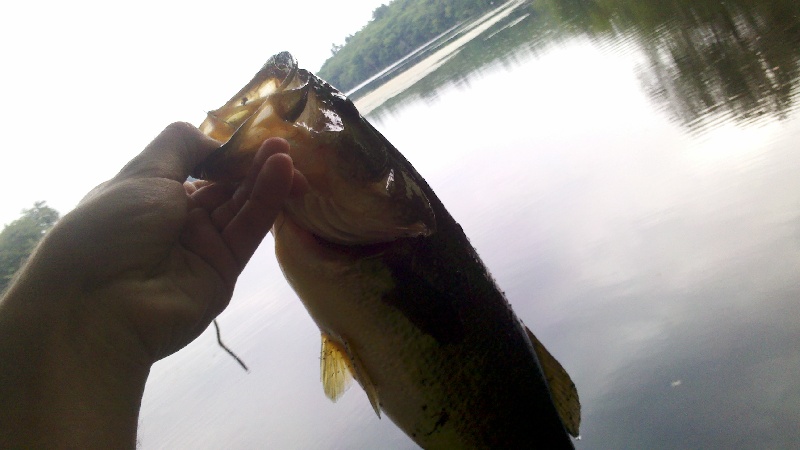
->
xmin=193 ymin=51 xmax=437 ymax=246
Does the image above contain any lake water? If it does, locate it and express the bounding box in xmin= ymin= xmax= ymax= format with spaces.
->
xmin=139 ymin=1 xmax=800 ymax=448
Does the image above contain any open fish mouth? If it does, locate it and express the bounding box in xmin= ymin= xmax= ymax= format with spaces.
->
xmin=193 ymin=52 xmax=435 ymax=246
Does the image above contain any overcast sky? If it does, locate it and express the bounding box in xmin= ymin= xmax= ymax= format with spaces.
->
xmin=0 ymin=0 xmax=387 ymax=226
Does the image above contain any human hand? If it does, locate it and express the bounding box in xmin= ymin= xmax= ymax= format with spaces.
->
xmin=0 ymin=122 xmax=298 ymax=448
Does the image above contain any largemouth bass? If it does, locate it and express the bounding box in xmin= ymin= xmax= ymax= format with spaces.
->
xmin=194 ymin=52 xmax=580 ymax=449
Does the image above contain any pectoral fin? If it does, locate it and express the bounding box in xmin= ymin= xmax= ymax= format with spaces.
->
xmin=320 ymin=333 xmax=354 ymax=401
xmin=320 ymin=333 xmax=382 ymax=417
xmin=526 ymin=327 xmax=581 ymax=437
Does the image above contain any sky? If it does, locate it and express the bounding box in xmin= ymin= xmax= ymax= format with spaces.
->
xmin=0 ymin=0 xmax=387 ymax=227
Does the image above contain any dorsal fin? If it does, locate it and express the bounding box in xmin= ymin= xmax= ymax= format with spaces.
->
xmin=526 ymin=327 xmax=581 ymax=437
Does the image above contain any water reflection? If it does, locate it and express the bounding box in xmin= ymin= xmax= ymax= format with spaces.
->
xmin=615 ymin=0 xmax=800 ymax=131
xmin=366 ymin=0 xmax=800 ymax=133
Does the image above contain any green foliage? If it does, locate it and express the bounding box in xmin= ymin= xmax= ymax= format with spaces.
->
xmin=318 ymin=0 xmax=503 ymax=92
xmin=536 ymin=0 xmax=800 ymax=130
xmin=360 ymin=0 xmax=800 ymax=131
xmin=0 ymin=201 xmax=60 ymax=294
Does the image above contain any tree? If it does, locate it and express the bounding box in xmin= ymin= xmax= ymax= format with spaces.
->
xmin=317 ymin=0 xmax=510 ymax=92
xmin=373 ymin=4 xmax=389 ymax=21
xmin=0 ymin=201 xmax=60 ymax=294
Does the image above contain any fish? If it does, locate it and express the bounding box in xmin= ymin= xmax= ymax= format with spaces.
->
xmin=193 ymin=51 xmax=580 ymax=449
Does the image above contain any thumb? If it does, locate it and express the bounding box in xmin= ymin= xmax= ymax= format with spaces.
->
xmin=117 ymin=122 xmax=222 ymax=182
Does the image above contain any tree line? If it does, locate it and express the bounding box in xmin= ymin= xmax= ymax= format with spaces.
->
xmin=0 ymin=202 xmax=59 ymax=294
xmin=318 ymin=0 xmax=506 ymax=92
xmin=345 ymin=0 xmax=800 ymax=132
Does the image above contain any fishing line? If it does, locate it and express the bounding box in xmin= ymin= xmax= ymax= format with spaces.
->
xmin=213 ymin=319 xmax=249 ymax=372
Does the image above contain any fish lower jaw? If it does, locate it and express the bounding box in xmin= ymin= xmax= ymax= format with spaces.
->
xmin=286 ymin=195 xmax=432 ymax=246
xmin=273 ymin=212 xmax=390 ymax=263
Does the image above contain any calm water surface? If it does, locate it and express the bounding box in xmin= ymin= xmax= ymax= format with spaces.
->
xmin=140 ymin=1 xmax=800 ymax=448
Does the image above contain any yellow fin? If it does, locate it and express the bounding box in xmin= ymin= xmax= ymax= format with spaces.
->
xmin=320 ymin=333 xmax=354 ymax=402
xmin=526 ymin=327 xmax=581 ymax=437
xmin=319 ymin=333 xmax=382 ymax=417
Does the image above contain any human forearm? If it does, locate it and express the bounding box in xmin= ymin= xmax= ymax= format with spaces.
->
xmin=0 ymin=279 xmax=150 ymax=449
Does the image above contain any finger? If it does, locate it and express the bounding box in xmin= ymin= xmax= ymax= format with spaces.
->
xmin=118 ymin=122 xmax=222 ymax=182
xmin=289 ymin=168 xmax=310 ymax=198
xmin=184 ymin=179 xmax=214 ymax=196
xmin=189 ymin=182 xmax=236 ymax=212
xmin=212 ymin=138 xmax=290 ymax=231
xmin=230 ymin=138 xmax=291 ymax=209
xmin=184 ymin=181 xmax=199 ymax=195
xmin=222 ymin=153 xmax=294 ymax=267
xmin=180 ymin=208 xmax=240 ymax=290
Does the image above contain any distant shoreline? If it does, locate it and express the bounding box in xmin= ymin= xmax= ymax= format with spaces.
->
xmin=353 ymin=0 xmax=526 ymax=115
xmin=317 ymin=0 xmax=512 ymax=93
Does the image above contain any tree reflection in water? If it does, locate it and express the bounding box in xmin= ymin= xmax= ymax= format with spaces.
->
xmin=623 ymin=1 xmax=800 ymax=130
xmin=366 ymin=0 xmax=800 ymax=133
